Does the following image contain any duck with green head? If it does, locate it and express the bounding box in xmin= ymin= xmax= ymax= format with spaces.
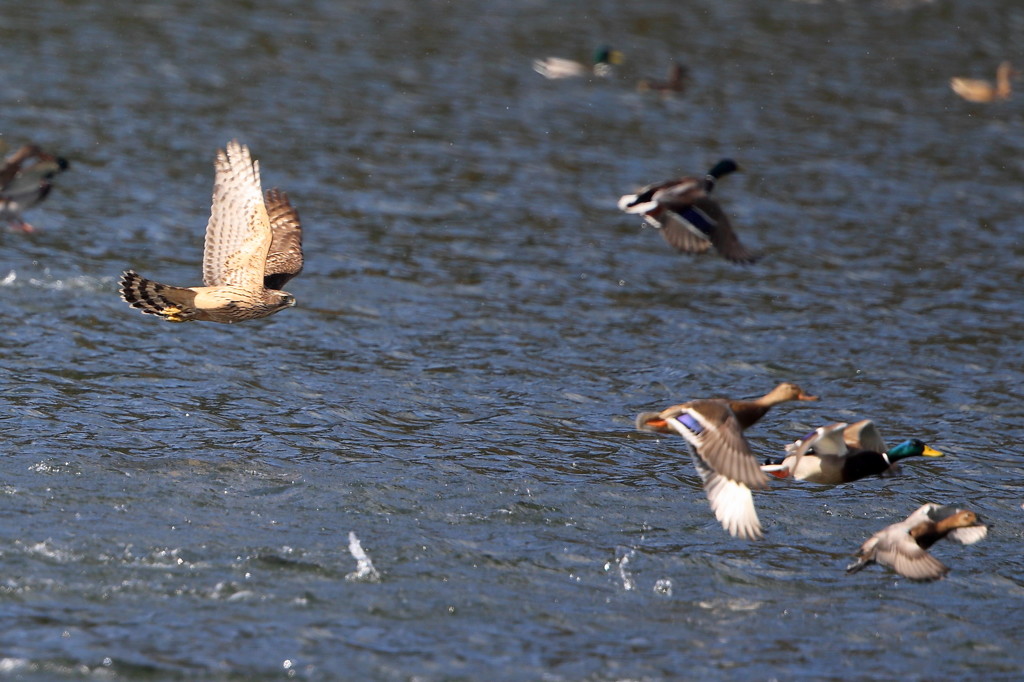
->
xmin=533 ymin=45 xmax=624 ymax=79
xmin=618 ymin=159 xmax=757 ymax=264
xmin=762 ymin=420 xmax=943 ymax=484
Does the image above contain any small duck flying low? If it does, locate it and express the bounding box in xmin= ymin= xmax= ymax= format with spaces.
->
xmin=635 ymin=383 xmax=818 ymax=540
xmin=846 ymin=503 xmax=987 ymax=581
xmin=618 ymin=159 xmax=757 ymax=264
xmin=761 ymin=420 xmax=943 ymax=484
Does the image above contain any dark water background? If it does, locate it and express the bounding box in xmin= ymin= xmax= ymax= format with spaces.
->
xmin=1 ymin=0 xmax=1023 ymax=679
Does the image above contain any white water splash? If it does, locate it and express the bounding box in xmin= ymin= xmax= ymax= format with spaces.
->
xmin=607 ymin=546 xmax=636 ymax=592
xmin=27 ymin=275 xmax=105 ymax=291
xmin=345 ymin=532 xmax=380 ymax=583
xmin=0 ymin=270 xmax=14 ymax=286
xmin=0 ymin=658 xmax=28 ymax=673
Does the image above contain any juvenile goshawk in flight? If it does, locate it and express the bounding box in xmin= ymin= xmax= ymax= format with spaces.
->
xmin=119 ymin=140 xmax=303 ymax=323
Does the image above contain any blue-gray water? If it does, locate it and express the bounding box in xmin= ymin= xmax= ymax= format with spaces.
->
xmin=1 ymin=0 xmax=1023 ymax=679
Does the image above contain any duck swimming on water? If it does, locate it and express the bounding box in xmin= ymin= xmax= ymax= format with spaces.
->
xmin=950 ymin=61 xmax=1015 ymax=103
xmin=637 ymin=61 xmax=690 ymax=96
xmin=533 ymin=46 xmax=624 ymax=79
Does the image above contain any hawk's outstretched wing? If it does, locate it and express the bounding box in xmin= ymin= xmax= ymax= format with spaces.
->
xmin=263 ymin=188 xmax=303 ymax=290
xmin=202 ymin=140 xmax=272 ymax=290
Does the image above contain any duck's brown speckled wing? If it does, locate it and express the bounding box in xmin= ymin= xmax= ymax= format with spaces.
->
xmin=844 ymin=420 xmax=887 ymax=453
xmin=673 ymin=400 xmax=767 ymax=488
xmin=618 ymin=177 xmax=703 ymax=217
xmin=869 ymin=528 xmax=949 ymax=580
xmin=787 ymin=422 xmax=849 ymax=457
xmin=665 ymin=400 xmax=768 ymax=540
xmin=0 ymin=145 xmax=37 ymax=189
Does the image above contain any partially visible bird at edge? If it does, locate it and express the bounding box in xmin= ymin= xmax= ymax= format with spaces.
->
xmin=0 ymin=143 xmax=69 ymax=233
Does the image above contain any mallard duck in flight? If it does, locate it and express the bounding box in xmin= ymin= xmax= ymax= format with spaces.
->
xmin=635 ymin=383 xmax=818 ymax=539
xmin=761 ymin=420 xmax=943 ymax=484
xmin=847 ymin=504 xmax=987 ymax=581
xmin=618 ymin=159 xmax=757 ymax=264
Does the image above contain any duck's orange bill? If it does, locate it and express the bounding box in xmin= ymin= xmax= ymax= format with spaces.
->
xmin=922 ymin=445 xmax=943 ymax=457
xmin=645 ymin=418 xmax=668 ymax=429
xmin=798 ymin=393 xmax=819 ymax=401
xmin=768 ymin=469 xmax=790 ymax=479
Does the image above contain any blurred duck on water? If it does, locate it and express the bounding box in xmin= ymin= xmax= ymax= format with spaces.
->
xmin=950 ymin=61 xmax=1015 ymax=102
xmin=533 ymin=45 xmax=623 ymax=79
xmin=637 ymin=61 xmax=690 ymax=95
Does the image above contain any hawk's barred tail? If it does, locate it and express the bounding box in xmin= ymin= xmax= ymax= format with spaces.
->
xmin=119 ymin=270 xmax=197 ymax=322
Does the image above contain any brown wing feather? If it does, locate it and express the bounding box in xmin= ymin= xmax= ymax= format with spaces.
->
xmin=680 ymin=400 xmax=768 ymax=489
xmin=658 ymin=212 xmax=713 ymax=254
xmin=687 ymin=197 xmax=757 ymax=264
xmin=844 ymin=420 xmax=888 ymax=453
xmin=202 ymin=141 xmax=272 ymax=289
xmin=0 ymin=145 xmax=37 ymax=188
xmin=632 ymin=176 xmax=703 ymax=207
xmin=263 ymin=188 xmax=304 ymax=290
xmin=875 ymin=539 xmax=949 ymax=580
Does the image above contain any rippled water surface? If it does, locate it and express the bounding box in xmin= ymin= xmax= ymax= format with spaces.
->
xmin=2 ymin=0 xmax=1023 ymax=679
